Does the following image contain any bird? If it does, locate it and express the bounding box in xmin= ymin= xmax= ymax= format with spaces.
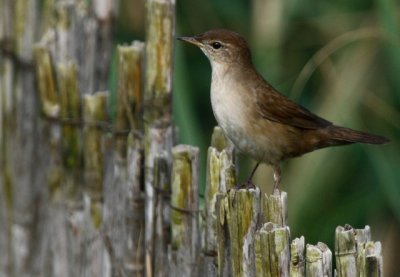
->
xmin=178 ymin=29 xmax=389 ymax=190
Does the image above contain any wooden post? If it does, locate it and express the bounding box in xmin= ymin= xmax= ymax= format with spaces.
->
xmin=82 ymin=92 xmax=109 ymax=276
xmin=143 ymin=0 xmax=175 ymax=275
xmin=109 ymin=41 xmax=146 ymax=276
xmin=335 ymin=225 xmax=382 ymax=277
xmin=263 ymin=190 xmax=288 ymax=226
xmin=153 ymin=153 xmax=171 ymax=276
xmin=34 ymin=43 xmax=70 ymax=277
xmin=219 ymin=188 xmax=261 ymax=277
xmin=335 ymin=225 xmax=358 ymax=276
xmin=306 ymin=242 xmax=332 ymax=277
xmin=362 ymin=241 xmax=383 ymax=277
xmin=290 ymin=236 xmax=306 ymax=277
xmin=255 ymin=222 xmax=290 ymax=277
xmin=57 ymin=61 xmax=81 ymax=171
xmin=92 ymin=0 xmax=115 ymax=92
xmin=170 ymin=145 xmax=200 ymax=276
xmin=126 ymin=133 xmax=145 ymax=275
xmin=203 ymin=126 xmax=236 ymax=276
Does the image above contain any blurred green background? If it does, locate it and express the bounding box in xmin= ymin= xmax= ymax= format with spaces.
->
xmin=116 ymin=0 xmax=399 ymax=274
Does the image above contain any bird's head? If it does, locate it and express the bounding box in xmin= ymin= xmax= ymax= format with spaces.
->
xmin=178 ymin=29 xmax=252 ymax=66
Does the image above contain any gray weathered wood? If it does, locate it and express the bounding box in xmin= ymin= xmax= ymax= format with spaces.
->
xmin=170 ymin=145 xmax=200 ymax=276
xmin=306 ymin=242 xmax=332 ymax=277
xmin=57 ymin=61 xmax=81 ymax=171
xmin=143 ymin=0 xmax=175 ymax=275
xmin=263 ymin=189 xmax=288 ymax=226
xmin=108 ymin=41 xmax=146 ymax=276
xmin=335 ymin=225 xmax=357 ymax=277
xmin=290 ymin=236 xmax=306 ymax=277
xmin=219 ymin=188 xmax=261 ymax=277
xmin=363 ymin=241 xmax=382 ymax=277
xmin=82 ymin=92 xmax=109 ymax=276
xmin=254 ymin=222 xmax=290 ymax=277
xmin=126 ymin=133 xmax=145 ymax=275
xmin=203 ymin=126 xmax=236 ymax=276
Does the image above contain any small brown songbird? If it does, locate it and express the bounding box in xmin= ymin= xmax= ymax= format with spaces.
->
xmin=178 ymin=29 xmax=389 ymax=190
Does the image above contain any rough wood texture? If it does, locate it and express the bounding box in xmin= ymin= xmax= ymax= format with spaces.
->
xmin=57 ymin=62 xmax=81 ymax=171
xmin=220 ymin=188 xmax=261 ymax=277
xmin=144 ymin=0 xmax=175 ymax=123
xmin=83 ymin=92 xmax=108 ymax=197
xmin=306 ymin=242 xmax=332 ymax=277
xmin=153 ymin=153 xmax=171 ymax=276
xmin=125 ymin=133 xmax=145 ymax=275
xmin=82 ymin=92 xmax=109 ymax=276
xmin=115 ymin=42 xmax=145 ymax=158
xmin=106 ymin=41 xmax=146 ymax=276
xmin=335 ymin=225 xmax=358 ymax=276
xmin=290 ymin=237 xmax=306 ymax=277
xmin=2 ymin=2 xmax=42 ymax=275
xmin=203 ymin=126 xmax=236 ymax=276
xmin=263 ymin=189 xmax=288 ymax=226
xmin=143 ymin=0 xmax=175 ymax=275
xmin=254 ymin=222 xmax=290 ymax=277
xmin=362 ymin=241 xmax=382 ymax=277
xmin=170 ymin=145 xmax=200 ymax=276
xmin=34 ymin=44 xmax=59 ymax=117
xmin=335 ymin=225 xmax=382 ymax=277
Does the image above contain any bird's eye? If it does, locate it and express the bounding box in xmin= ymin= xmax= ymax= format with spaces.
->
xmin=211 ymin=42 xmax=222 ymax=49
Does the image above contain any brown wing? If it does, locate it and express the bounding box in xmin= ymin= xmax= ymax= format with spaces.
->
xmin=255 ymin=82 xmax=332 ymax=129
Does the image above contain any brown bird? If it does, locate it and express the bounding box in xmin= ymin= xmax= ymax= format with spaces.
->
xmin=178 ymin=29 xmax=389 ymax=190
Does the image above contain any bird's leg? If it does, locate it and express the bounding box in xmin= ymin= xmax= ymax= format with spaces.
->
xmin=272 ymin=165 xmax=281 ymax=192
xmin=246 ymin=162 xmax=260 ymax=185
xmin=233 ymin=162 xmax=260 ymax=190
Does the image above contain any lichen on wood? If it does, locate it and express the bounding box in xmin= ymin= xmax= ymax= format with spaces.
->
xmin=335 ymin=225 xmax=357 ymax=276
xmin=57 ymin=61 xmax=81 ymax=169
xmin=116 ymin=42 xmax=145 ymax=159
xmin=203 ymin=126 xmax=236 ymax=276
xmin=263 ymin=189 xmax=287 ymax=227
xmin=306 ymin=242 xmax=332 ymax=277
xmin=254 ymin=222 xmax=290 ymax=277
xmin=143 ymin=1 xmax=175 ymax=275
xmin=170 ymin=145 xmax=200 ymax=276
xmin=290 ymin=236 xmax=305 ymax=277
xmin=221 ymin=188 xmax=261 ymax=277
xmin=83 ymin=91 xmax=108 ymax=200
xmin=124 ymin=133 xmax=145 ymax=275
xmin=34 ymin=45 xmax=59 ymax=117
xmin=144 ymin=0 xmax=175 ymax=124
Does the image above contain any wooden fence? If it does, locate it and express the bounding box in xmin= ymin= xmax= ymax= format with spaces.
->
xmin=0 ymin=0 xmax=383 ymax=276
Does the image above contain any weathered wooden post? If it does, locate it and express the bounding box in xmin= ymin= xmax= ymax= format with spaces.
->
xmin=82 ymin=91 xmax=109 ymax=276
xmin=143 ymin=0 xmax=175 ymax=275
xmin=220 ymin=188 xmax=261 ymax=277
xmin=1 ymin=0 xmax=42 ymax=274
xmin=290 ymin=236 xmax=306 ymax=277
xmin=203 ymin=126 xmax=236 ymax=276
xmin=335 ymin=225 xmax=382 ymax=277
xmin=306 ymin=242 xmax=332 ymax=277
xmin=34 ymin=41 xmax=67 ymax=276
xmin=254 ymin=190 xmax=290 ymax=277
xmin=170 ymin=145 xmax=201 ymax=276
xmin=111 ymin=41 xmax=146 ymax=275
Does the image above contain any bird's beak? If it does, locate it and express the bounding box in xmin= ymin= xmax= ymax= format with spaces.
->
xmin=177 ymin=36 xmax=202 ymax=47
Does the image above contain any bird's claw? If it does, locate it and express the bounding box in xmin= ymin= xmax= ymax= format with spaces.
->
xmin=228 ymin=180 xmax=257 ymax=207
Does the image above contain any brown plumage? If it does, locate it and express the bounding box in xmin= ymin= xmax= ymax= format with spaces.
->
xmin=178 ymin=29 xmax=389 ymax=190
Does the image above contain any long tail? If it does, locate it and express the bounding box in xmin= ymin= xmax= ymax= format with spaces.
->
xmin=327 ymin=126 xmax=390 ymax=145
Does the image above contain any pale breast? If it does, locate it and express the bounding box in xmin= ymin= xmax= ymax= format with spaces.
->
xmin=209 ymin=62 xmax=301 ymax=165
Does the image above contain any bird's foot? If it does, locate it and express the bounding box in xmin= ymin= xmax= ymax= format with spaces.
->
xmin=228 ymin=180 xmax=257 ymax=207
xmin=234 ymin=179 xmax=256 ymax=190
